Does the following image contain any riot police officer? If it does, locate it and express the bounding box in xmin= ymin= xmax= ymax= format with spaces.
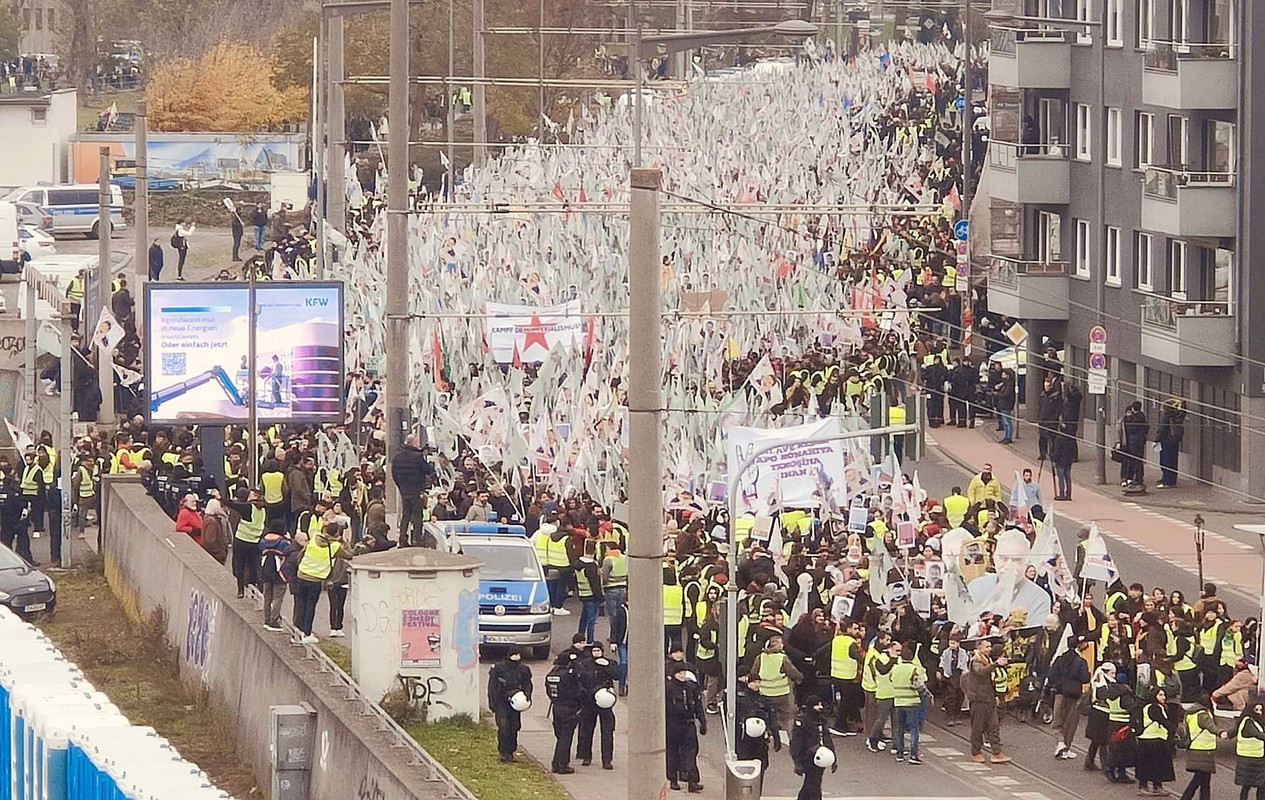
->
xmin=487 ymin=645 xmax=533 ymax=762
xmin=551 ymin=634 xmax=587 ymax=774
xmin=666 ymin=662 xmax=707 ymax=792
xmin=576 ymin=642 xmax=619 ymax=769
xmin=736 ymin=675 xmax=780 ymax=782
xmin=791 ymin=696 xmax=836 ymax=800
xmin=0 ymin=462 xmax=32 ymax=562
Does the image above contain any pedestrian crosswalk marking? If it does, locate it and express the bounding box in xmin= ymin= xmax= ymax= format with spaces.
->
xmin=954 ymin=762 xmax=990 ymax=772
xmin=927 ymin=746 xmax=962 ymax=757
xmin=982 ymin=775 xmax=1020 ymax=787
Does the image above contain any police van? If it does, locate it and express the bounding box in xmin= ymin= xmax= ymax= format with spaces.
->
xmin=428 ymin=521 xmax=553 ymax=659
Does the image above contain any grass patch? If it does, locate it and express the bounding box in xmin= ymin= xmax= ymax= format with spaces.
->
xmin=317 ymin=640 xmax=353 ymax=674
xmin=34 ymin=569 xmax=259 ymax=798
xmin=77 ymin=88 xmax=143 ymax=131
xmin=406 ymin=715 xmax=569 ymax=800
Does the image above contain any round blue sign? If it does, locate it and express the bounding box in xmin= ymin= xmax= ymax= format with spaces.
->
xmin=954 ymin=219 xmax=970 ymax=241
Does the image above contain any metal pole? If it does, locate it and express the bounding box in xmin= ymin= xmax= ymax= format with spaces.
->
xmin=248 ymin=267 xmax=259 ymax=486
xmin=633 ymin=27 xmax=643 ymax=166
xmin=24 ymin=281 xmax=35 ymax=424
xmin=133 ymin=100 xmax=148 ymax=326
xmin=97 ymin=148 xmax=114 ymax=428
xmin=447 ymin=0 xmax=456 ymax=199
xmin=959 ymin=0 xmax=973 ymax=359
xmin=314 ymin=15 xmax=327 ymax=279
xmin=674 ymin=0 xmax=686 ymax=77
xmin=835 ymin=0 xmax=843 ymax=53
xmin=1095 ymin=1 xmax=1108 ymax=486
xmin=472 ymin=0 xmax=487 ymax=168
xmin=538 ymin=0 xmax=545 ymax=138
xmin=1193 ymin=514 xmax=1205 ymax=590
xmin=328 ymin=12 xmax=347 ymax=235
xmin=627 ymin=166 xmax=665 ymax=800
xmin=386 ymin=0 xmax=410 ymax=516
xmin=58 ymin=304 xmax=73 ymax=566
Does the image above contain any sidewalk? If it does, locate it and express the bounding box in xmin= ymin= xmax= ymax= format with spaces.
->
xmin=926 ymin=424 xmax=1259 ymax=595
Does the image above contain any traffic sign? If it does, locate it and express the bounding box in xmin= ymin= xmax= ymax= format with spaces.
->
xmin=1004 ymin=321 xmax=1028 ymax=346
xmin=954 ymin=219 xmax=970 ymax=242
xmin=1088 ymin=353 xmax=1108 ymax=371
xmin=1088 ymin=372 xmax=1107 ymax=395
xmin=1089 ymin=325 xmax=1107 ymax=354
xmin=955 ymin=95 xmax=966 ymax=112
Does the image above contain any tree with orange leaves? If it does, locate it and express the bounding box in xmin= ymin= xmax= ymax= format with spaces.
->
xmin=146 ymin=41 xmax=308 ymax=132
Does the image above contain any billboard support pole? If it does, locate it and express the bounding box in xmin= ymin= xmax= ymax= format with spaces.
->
xmin=58 ymin=303 xmax=74 ymax=567
xmin=248 ymin=269 xmax=259 ymax=486
xmin=134 ymin=100 xmax=148 ymax=329
xmin=98 ymin=147 xmax=115 ymax=431
xmin=385 ymin=0 xmax=410 ymax=518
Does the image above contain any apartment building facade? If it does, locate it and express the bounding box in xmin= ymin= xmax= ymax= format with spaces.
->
xmin=981 ymin=0 xmax=1264 ymax=495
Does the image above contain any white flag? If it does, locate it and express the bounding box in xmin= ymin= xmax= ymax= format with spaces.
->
xmin=1080 ymin=523 xmax=1119 ymax=584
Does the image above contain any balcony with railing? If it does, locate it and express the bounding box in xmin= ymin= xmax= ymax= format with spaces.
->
xmin=986 ymin=256 xmax=1069 ymax=320
xmin=1140 ymin=167 xmax=1236 ymax=238
xmin=1142 ymin=41 xmax=1238 ymax=110
xmin=987 ymin=140 xmax=1070 ymax=205
xmin=1140 ymin=293 xmax=1235 ymax=367
xmin=989 ymin=26 xmax=1072 ymax=89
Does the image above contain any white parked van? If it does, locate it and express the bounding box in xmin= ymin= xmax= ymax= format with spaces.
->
xmin=2 ymin=185 xmax=126 ymax=239
xmin=0 ymin=201 xmax=21 ymax=278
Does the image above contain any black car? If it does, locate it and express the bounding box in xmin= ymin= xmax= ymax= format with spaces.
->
xmin=0 ymin=543 xmax=56 ymax=617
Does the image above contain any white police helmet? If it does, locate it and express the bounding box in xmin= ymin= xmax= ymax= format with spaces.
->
xmin=813 ymin=746 xmax=836 ymax=769
xmin=509 ymin=691 xmax=531 ymax=712
xmin=743 ymin=717 xmax=767 ymax=739
xmin=594 ymin=687 xmax=617 ymax=709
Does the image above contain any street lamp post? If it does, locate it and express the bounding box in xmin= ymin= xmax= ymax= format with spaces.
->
xmin=1194 ymin=514 xmax=1205 ymax=590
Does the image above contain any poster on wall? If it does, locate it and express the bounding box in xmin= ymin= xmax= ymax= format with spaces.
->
xmin=145 ymin=281 xmax=345 ymax=423
xmin=401 ymin=609 xmax=443 ymax=669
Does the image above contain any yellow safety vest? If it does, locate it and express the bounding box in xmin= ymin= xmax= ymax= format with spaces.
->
xmin=1106 ymin=694 xmax=1131 ymax=724
xmin=38 ymin=445 xmax=56 ymax=484
xmin=306 ymin=513 xmax=324 ymax=540
xmin=1138 ymin=704 xmax=1169 ymax=740
xmin=942 ymin=494 xmax=968 ymax=528
xmin=235 ymin=505 xmax=265 ymax=543
xmin=77 ymin=464 xmax=96 ymax=498
xmin=575 ymin=562 xmax=595 ymax=598
xmin=663 ymin=584 xmax=684 ymax=626
xmin=261 ymin=471 xmax=285 ymax=504
xmin=1172 ymin=633 xmax=1197 ymax=672
xmin=992 ymin=665 xmax=1009 ymax=695
xmin=891 ymin=660 xmax=921 ymax=707
xmin=1239 ymin=719 xmax=1265 ymax=759
xmin=830 ymin=635 xmax=858 ymax=680
xmin=606 ymin=554 xmax=628 ymax=588
xmin=756 ymin=652 xmax=790 ymax=697
xmin=20 ymin=464 xmax=41 ymax=494
xmin=873 ymin=653 xmax=895 ymax=700
xmin=1090 ymin=684 xmax=1110 ymax=714
xmin=861 ymin=648 xmax=879 ymax=692
xmin=1187 ymin=712 xmax=1216 ymax=751
xmin=1220 ymin=631 xmax=1243 ymax=667
xmin=889 ymin=405 xmax=906 ymax=425
xmin=66 ymin=278 xmax=84 ymax=303
xmin=540 ymin=535 xmax=569 ymax=568
xmin=1199 ymin=622 xmax=1224 ymax=656
xmin=161 ymin=451 xmax=180 ymax=467
xmin=1104 ymin=592 xmax=1125 ymax=614
xmin=298 ymin=540 xmax=340 ymax=581
xmin=696 ymin=630 xmax=716 ymax=661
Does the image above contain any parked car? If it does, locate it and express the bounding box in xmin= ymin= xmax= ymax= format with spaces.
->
xmin=2 ymin=184 xmax=127 ymax=238
xmin=0 ymin=542 xmax=56 ymax=617
xmin=19 ymin=225 xmax=56 ymax=261
xmin=14 ymin=201 xmax=52 ymax=230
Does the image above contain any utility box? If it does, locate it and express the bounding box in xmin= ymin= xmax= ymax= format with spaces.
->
xmin=725 ymin=759 xmax=763 ymax=800
xmin=270 ymin=703 xmax=316 ymax=800
xmin=350 ymin=549 xmax=482 ymax=721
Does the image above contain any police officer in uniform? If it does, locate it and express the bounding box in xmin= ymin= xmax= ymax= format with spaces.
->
xmin=575 ymin=642 xmax=619 ymax=769
xmin=790 ymin=696 xmax=836 ymax=800
xmin=666 ymin=661 xmax=707 ymax=792
xmin=551 ymin=634 xmax=587 ymax=774
xmin=0 ymin=463 xmax=32 ymax=562
xmin=736 ymin=675 xmax=780 ymax=779
xmin=488 ymin=645 xmax=533 ymax=762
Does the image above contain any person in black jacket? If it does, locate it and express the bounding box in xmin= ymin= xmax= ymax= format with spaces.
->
xmin=1047 ymin=640 xmax=1090 ymax=758
xmin=1051 ymin=429 xmax=1077 ymax=502
xmin=250 ymin=203 xmax=268 ymax=250
xmin=552 ymin=634 xmax=588 ymax=774
xmin=575 ymin=643 xmax=619 ymax=769
xmin=0 ymin=466 xmax=32 ymax=563
xmin=1155 ymin=399 xmax=1186 ymax=489
xmin=993 ymin=368 xmax=1017 ymax=444
xmin=1119 ymin=402 xmax=1150 ymax=489
xmin=1037 ymin=377 xmax=1063 ymax=461
xmin=736 ymin=676 xmax=780 ymax=781
xmin=147 ymin=237 xmax=164 ymax=281
xmin=948 ymin=358 xmax=977 ymax=428
xmin=390 ymin=433 xmax=434 ymax=547
xmin=230 ymin=206 xmax=244 ymax=262
xmin=666 ymin=662 xmax=707 ymax=792
xmin=791 ymin=697 xmax=836 ymax=800
xmin=488 ymin=646 xmax=533 ymax=762
xmin=258 ymin=525 xmax=293 ymax=631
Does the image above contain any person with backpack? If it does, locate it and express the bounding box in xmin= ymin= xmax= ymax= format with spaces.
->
xmin=326 ymin=522 xmax=352 ymax=638
xmin=171 ymin=219 xmax=194 ymax=280
xmin=549 ymin=634 xmax=587 ymax=774
xmin=575 ymin=642 xmax=619 ymax=770
xmin=665 ymin=660 xmax=706 ymax=792
xmin=1177 ymin=697 xmax=1227 ymax=800
xmin=258 ymin=523 xmax=293 ymax=632
xmin=488 ymin=646 xmax=533 ymax=762
xmin=293 ymin=524 xmax=349 ymax=643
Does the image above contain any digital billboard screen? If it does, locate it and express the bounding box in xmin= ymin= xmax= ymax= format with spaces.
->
xmin=145 ymin=281 xmax=345 ymax=424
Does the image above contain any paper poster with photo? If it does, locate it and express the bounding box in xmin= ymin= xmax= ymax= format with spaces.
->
xmin=924 ymin=560 xmax=945 ymax=590
xmin=831 ymin=594 xmax=855 ymax=624
xmin=896 ymin=520 xmax=916 ymax=550
xmin=91 ymin=308 xmax=126 ymax=352
xmin=401 ymin=608 xmax=442 ymax=669
xmin=910 ymin=588 xmax=932 ymax=614
xmin=708 ymin=480 xmax=727 ymax=504
xmin=847 ymin=504 xmax=869 ymax=534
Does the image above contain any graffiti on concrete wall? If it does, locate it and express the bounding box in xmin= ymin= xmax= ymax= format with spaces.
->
xmin=185 ymin=587 xmax=218 ymax=682
xmin=356 ymin=775 xmax=385 ymax=800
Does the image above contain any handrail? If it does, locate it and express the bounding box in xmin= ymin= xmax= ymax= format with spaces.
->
xmin=988 ymin=139 xmax=1068 ymax=170
xmin=1142 ymin=166 xmax=1235 ymax=200
xmin=988 ymin=255 xmax=1067 ymax=289
xmin=1139 ymin=292 xmax=1233 ymax=329
xmin=245 ymin=586 xmax=477 ymax=800
xmin=1143 ymin=40 xmax=1237 ymax=70
xmin=990 ymin=26 xmax=1068 ymax=55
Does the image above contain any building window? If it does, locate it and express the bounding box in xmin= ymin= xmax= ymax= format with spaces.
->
xmin=1038 ymin=211 xmax=1062 ymax=263
xmin=1106 ymin=107 xmax=1122 ymax=167
xmin=1106 ymin=0 xmax=1123 ymax=45
xmin=1137 ymin=0 xmax=1155 ymax=47
xmin=46 ymin=9 xmax=54 ymax=30
xmin=1075 ymin=0 xmax=1091 ymax=43
xmin=1075 ymin=219 xmax=1091 ymax=277
xmin=21 ymin=8 xmax=29 ymax=31
xmin=1075 ymin=104 xmax=1091 ymax=161
xmin=1169 ymin=239 xmax=1187 ymax=298
xmin=1200 ymin=385 xmax=1240 ymax=472
xmin=1135 ymin=232 xmax=1153 ymax=290
xmin=30 ymin=108 xmax=47 ymax=126
xmin=1135 ymin=112 xmax=1154 ymax=169
xmin=1105 ymin=226 xmax=1121 ymax=285
xmin=34 ymin=8 xmax=41 ymax=29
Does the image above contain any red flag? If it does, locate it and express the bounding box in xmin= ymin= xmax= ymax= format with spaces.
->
xmin=552 ymin=182 xmax=565 ymax=202
xmin=511 ymin=341 xmax=523 ymax=369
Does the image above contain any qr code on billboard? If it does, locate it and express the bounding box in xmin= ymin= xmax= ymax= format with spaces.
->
xmin=161 ymin=352 xmax=186 ymax=377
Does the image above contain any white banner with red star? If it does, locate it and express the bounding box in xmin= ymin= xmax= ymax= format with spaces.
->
xmin=485 ymin=300 xmax=585 ymax=364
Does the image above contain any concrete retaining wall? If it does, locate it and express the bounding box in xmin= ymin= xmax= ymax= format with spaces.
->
xmin=99 ymin=476 xmax=449 ymax=800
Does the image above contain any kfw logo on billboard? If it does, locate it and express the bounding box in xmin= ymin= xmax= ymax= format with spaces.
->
xmin=306 ymin=296 xmax=330 ymax=307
